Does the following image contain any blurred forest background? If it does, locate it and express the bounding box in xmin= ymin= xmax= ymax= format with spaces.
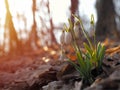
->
xmin=0 ymin=0 xmax=120 ymax=56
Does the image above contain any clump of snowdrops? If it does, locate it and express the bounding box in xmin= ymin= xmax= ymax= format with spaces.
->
xmin=60 ymin=14 xmax=105 ymax=84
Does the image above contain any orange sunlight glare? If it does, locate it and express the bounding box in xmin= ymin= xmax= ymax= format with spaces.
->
xmin=0 ymin=0 xmax=70 ymax=45
xmin=0 ymin=0 xmax=33 ymax=44
xmin=0 ymin=0 xmax=96 ymax=46
xmin=0 ymin=0 xmax=6 ymax=44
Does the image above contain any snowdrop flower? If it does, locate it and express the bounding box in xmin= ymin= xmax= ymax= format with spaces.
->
xmin=60 ymin=30 xmax=65 ymax=45
xmin=90 ymin=14 xmax=94 ymax=25
xmin=65 ymin=31 xmax=72 ymax=45
xmin=74 ymin=22 xmax=81 ymax=39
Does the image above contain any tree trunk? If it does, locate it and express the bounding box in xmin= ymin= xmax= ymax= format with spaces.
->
xmin=95 ymin=0 xmax=120 ymax=41
xmin=4 ymin=0 xmax=20 ymax=54
xmin=70 ymin=0 xmax=79 ymax=23
xmin=47 ymin=0 xmax=57 ymax=44
xmin=29 ymin=0 xmax=39 ymax=50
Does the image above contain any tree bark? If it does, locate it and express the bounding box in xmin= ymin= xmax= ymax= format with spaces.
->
xmin=96 ymin=0 xmax=120 ymax=41
xmin=70 ymin=0 xmax=79 ymax=23
xmin=29 ymin=0 xmax=40 ymax=50
xmin=47 ymin=0 xmax=57 ymax=44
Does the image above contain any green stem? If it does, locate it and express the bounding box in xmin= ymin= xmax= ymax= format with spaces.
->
xmin=73 ymin=15 xmax=93 ymax=50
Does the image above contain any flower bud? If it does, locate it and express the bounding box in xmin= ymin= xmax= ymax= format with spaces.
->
xmin=60 ymin=31 xmax=65 ymax=45
xmin=90 ymin=14 xmax=94 ymax=25
xmin=65 ymin=32 xmax=72 ymax=45
xmin=74 ymin=25 xmax=80 ymax=39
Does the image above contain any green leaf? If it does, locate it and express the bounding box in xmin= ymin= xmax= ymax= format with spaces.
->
xmin=83 ymin=42 xmax=93 ymax=55
xmin=76 ymin=51 xmax=85 ymax=68
xmin=84 ymin=52 xmax=91 ymax=60
xmin=99 ymin=45 xmax=105 ymax=61
xmin=96 ymin=43 xmax=105 ymax=68
xmin=96 ymin=42 xmax=101 ymax=57
xmin=68 ymin=59 xmax=84 ymax=76
xmin=68 ymin=59 xmax=79 ymax=70
xmin=85 ymin=59 xmax=92 ymax=72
